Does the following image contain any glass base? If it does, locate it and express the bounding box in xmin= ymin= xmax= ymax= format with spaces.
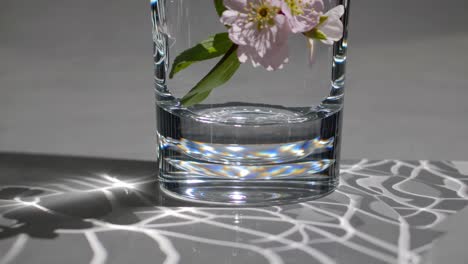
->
xmin=159 ymin=179 xmax=339 ymax=206
xmin=157 ymin=102 xmax=342 ymax=206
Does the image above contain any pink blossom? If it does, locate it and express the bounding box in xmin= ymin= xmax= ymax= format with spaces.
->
xmin=305 ymin=5 xmax=345 ymax=63
xmin=281 ymin=0 xmax=325 ymax=33
xmin=316 ymin=5 xmax=345 ymax=45
xmin=220 ymin=0 xmax=290 ymax=71
xmin=220 ymin=0 xmax=345 ymax=70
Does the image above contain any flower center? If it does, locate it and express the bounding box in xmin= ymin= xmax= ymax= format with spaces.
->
xmin=258 ymin=7 xmax=269 ymax=17
xmin=246 ymin=2 xmax=280 ymax=30
xmin=285 ymin=0 xmax=305 ymax=16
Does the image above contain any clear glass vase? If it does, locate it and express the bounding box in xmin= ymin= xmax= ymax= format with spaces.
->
xmin=152 ymin=0 xmax=350 ymax=205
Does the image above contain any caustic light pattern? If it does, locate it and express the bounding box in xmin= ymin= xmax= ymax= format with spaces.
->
xmin=1 ymin=160 xmax=468 ymax=264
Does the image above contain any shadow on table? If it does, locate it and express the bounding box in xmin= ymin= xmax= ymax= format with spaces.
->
xmin=0 ymin=152 xmax=204 ymax=239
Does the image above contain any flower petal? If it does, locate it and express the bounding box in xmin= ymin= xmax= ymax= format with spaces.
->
xmin=223 ymin=0 xmax=247 ymax=12
xmin=318 ymin=5 xmax=344 ymax=44
xmin=268 ymin=0 xmax=282 ymax=7
xmin=248 ymin=14 xmax=289 ymax=58
xmin=281 ymin=0 xmax=324 ymax=33
xmin=237 ymin=45 xmax=250 ymax=63
xmin=324 ymin=5 xmax=345 ymax=19
xmin=227 ymin=23 xmax=249 ymax=45
xmin=253 ymin=43 xmax=289 ymax=71
xmin=220 ymin=10 xmax=240 ymax=26
xmin=319 ymin=20 xmax=343 ymax=44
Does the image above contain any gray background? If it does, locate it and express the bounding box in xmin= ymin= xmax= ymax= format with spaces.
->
xmin=1 ymin=0 xmax=467 ymax=161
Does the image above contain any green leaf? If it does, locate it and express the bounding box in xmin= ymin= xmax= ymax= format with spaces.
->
xmin=214 ymin=0 xmax=227 ymax=17
xmin=181 ymin=45 xmax=240 ymax=107
xmin=180 ymin=91 xmax=211 ymax=107
xmin=305 ymin=28 xmax=328 ymax=41
xmin=169 ymin=32 xmax=232 ymax=79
